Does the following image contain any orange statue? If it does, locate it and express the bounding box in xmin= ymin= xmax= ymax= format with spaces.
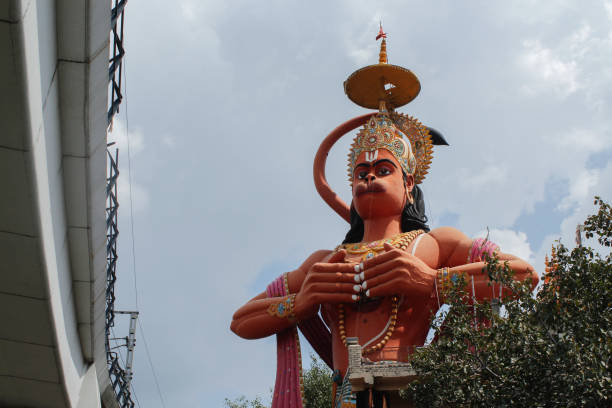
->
xmin=231 ymin=25 xmax=538 ymax=408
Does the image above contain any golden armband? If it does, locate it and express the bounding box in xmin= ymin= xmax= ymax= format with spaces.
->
xmin=436 ymin=267 xmax=460 ymax=289
xmin=267 ymin=294 xmax=296 ymax=319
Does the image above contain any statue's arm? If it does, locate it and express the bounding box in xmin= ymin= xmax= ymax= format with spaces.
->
xmin=429 ymin=227 xmax=539 ymax=300
xmin=230 ymin=249 xmax=357 ymax=339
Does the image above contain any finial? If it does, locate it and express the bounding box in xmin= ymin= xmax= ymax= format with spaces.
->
xmin=344 ymin=23 xmax=420 ymax=109
xmin=376 ymin=22 xmax=387 ymax=64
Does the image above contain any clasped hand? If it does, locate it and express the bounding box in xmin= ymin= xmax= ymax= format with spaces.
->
xmin=293 ymin=243 xmax=436 ymax=320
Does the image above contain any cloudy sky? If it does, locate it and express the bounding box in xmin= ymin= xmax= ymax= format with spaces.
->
xmin=107 ymin=1 xmax=612 ymax=406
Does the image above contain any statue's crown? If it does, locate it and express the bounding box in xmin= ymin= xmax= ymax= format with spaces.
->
xmin=347 ymin=104 xmax=433 ymax=184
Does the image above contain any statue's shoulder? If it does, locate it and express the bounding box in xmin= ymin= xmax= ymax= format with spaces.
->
xmin=292 ymin=249 xmax=335 ymax=276
xmin=304 ymin=249 xmax=335 ymax=264
xmin=428 ymin=226 xmax=470 ymax=244
xmin=286 ymin=249 xmax=334 ymax=293
xmin=427 ymin=227 xmax=472 ymax=266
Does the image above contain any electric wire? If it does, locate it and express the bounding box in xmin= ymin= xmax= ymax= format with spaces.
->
xmin=123 ymin=60 xmax=139 ymax=311
xmin=108 ymin=6 xmax=160 ymax=408
xmin=138 ymin=319 xmax=167 ymax=408
xmin=122 ymin=55 xmax=168 ymax=408
xmin=118 ymin=28 xmax=144 ymax=408
xmin=129 ymin=379 xmax=143 ymax=408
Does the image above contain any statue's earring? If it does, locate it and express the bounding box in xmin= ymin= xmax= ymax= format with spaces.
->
xmin=406 ymin=190 xmax=414 ymax=205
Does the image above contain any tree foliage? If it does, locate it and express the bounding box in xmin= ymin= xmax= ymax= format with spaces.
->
xmin=302 ymin=354 xmax=333 ymax=408
xmin=223 ymin=395 xmax=267 ymax=408
xmin=402 ymin=197 xmax=612 ymax=407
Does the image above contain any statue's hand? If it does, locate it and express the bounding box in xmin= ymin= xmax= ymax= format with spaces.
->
xmin=360 ymin=243 xmax=436 ymax=299
xmin=293 ymin=250 xmax=359 ymax=320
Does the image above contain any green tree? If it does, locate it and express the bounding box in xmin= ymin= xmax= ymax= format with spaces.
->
xmin=402 ymin=197 xmax=612 ymax=407
xmin=224 ymin=354 xmax=333 ymax=408
xmin=302 ymin=354 xmax=333 ymax=408
xmin=223 ymin=395 xmax=267 ymax=408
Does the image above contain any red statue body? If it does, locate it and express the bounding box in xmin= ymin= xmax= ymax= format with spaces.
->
xmin=231 ymin=29 xmax=538 ymax=408
xmin=231 ymin=148 xmax=536 ymax=369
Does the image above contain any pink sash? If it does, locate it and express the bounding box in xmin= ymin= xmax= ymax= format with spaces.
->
xmin=267 ymin=274 xmax=333 ymax=408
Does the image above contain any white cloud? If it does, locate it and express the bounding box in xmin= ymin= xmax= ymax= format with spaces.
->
xmin=558 ymin=168 xmax=599 ymax=211
xmin=108 ymin=118 xmax=145 ymax=155
xmin=179 ymin=1 xmax=196 ymax=22
xmin=348 ymin=44 xmax=379 ymax=66
xmin=107 ymin=119 xmax=149 ymax=214
xmin=343 ymin=14 xmax=383 ymax=66
xmin=161 ymin=135 xmax=175 ymax=148
xmin=605 ymin=1 xmax=612 ymax=20
xmin=557 ymin=161 xmax=612 ymax=244
xmin=495 ymin=0 xmax=575 ymax=24
xmin=519 ymin=21 xmax=612 ymax=110
xmin=519 ymin=39 xmax=580 ymax=96
xmin=557 ymin=127 xmax=608 ymax=152
xmin=464 ymin=165 xmax=509 ymax=190
xmin=117 ymin=176 xmax=149 ymax=214
xmin=533 ymin=160 xmax=612 ymax=278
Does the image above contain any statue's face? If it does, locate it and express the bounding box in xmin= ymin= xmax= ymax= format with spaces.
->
xmin=351 ymin=149 xmax=414 ymax=220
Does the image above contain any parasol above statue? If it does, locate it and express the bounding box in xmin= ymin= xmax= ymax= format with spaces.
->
xmin=344 ymin=24 xmax=421 ymax=110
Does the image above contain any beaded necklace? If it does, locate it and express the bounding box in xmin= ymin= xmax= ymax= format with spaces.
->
xmin=336 ymin=229 xmax=423 ymax=262
xmin=336 ymin=229 xmax=424 ymax=355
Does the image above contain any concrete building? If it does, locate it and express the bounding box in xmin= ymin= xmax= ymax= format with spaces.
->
xmin=0 ymin=0 xmax=132 ymax=406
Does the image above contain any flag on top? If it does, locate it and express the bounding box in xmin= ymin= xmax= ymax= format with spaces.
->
xmin=376 ymin=22 xmax=387 ymax=40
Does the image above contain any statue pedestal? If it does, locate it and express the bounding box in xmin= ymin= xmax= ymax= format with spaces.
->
xmin=348 ymin=361 xmax=417 ymax=392
xmin=346 ymin=339 xmax=418 ymax=392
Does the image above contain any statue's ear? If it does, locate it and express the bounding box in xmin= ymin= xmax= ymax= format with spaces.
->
xmin=404 ymin=172 xmax=415 ymax=193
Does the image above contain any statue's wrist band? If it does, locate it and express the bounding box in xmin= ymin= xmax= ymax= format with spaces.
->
xmin=436 ymin=267 xmax=456 ymax=288
xmin=267 ymin=294 xmax=296 ymax=319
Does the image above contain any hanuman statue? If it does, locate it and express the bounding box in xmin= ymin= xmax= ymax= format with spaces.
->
xmin=231 ymin=25 xmax=538 ymax=408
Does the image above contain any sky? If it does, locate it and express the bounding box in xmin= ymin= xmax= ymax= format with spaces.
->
xmin=107 ymin=1 xmax=612 ymax=406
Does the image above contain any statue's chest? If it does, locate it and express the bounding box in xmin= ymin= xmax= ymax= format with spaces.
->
xmin=332 ymin=297 xmax=394 ymax=333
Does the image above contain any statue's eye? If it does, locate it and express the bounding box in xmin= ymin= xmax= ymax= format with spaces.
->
xmin=377 ymin=167 xmax=391 ymax=176
xmin=357 ymin=171 xmax=368 ymax=180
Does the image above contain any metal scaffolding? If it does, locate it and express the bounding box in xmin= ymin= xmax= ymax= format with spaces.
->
xmin=106 ymin=1 xmax=136 ymax=407
xmin=106 ymin=148 xmax=135 ymax=408
xmin=109 ymin=0 xmax=126 ymax=126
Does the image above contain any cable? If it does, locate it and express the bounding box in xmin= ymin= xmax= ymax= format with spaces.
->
xmin=121 ymin=34 xmax=166 ymax=408
xmin=129 ymin=379 xmax=143 ymax=408
xmin=122 ymin=58 xmax=139 ymax=311
xmin=138 ymin=319 xmax=167 ymax=408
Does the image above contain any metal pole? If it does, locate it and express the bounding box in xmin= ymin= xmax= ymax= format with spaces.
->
xmin=116 ymin=311 xmax=139 ymax=386
xmin=576 ymin=224 xmax=583 ymax=246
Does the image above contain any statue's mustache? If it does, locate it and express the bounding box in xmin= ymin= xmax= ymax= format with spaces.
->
xmin=354 ymin=182 xmax=386 ymax=197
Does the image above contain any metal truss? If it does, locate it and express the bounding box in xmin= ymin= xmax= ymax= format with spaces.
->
xmin=109 ymin=0 xmax=127 ymax=126
xmin=106 ymin=1 xmax=135 ymax=406
xmin=106 ymin=148 xmax=135 ymax=408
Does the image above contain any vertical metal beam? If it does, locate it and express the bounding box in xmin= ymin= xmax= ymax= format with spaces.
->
xmin=115 ymin=311 xmax=139 ymax=387
xmin=576 ymin=224 xmax=584 ymax=246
